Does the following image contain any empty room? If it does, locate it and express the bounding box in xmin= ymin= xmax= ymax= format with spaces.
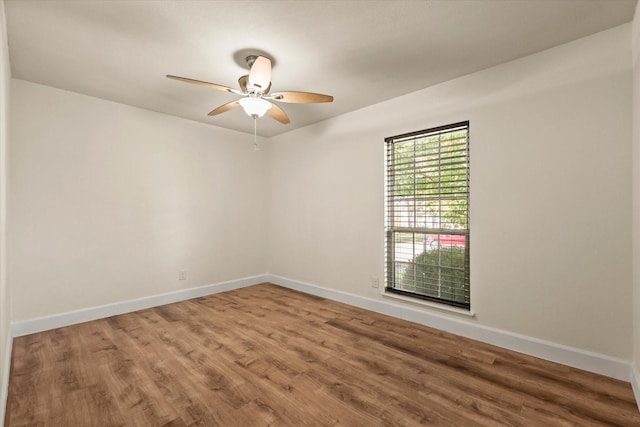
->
xmin=2 ymin=0 xmax=640 ymax=425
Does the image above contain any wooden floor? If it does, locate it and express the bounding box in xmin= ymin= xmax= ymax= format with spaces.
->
xmin=5 ymin=284 xmax=640 ymax=426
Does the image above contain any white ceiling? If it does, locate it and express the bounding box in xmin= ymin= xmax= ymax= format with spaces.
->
xmin=4 ymin=0 xmax=637 ymax=137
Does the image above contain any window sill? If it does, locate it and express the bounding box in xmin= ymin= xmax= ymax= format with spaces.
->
xmin=381 ymin=289 xmax=476 ymax=318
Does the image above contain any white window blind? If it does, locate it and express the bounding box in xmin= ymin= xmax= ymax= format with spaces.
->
xmin=385 ymin=121 xmax=470 ymax=309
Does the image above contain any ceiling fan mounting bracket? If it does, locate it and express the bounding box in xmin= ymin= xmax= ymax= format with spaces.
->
xmin=245 ymin=54 xmax=271 ymax=70
xmin=245 ymin=55 xmax=257 ymax=69
xmin=232 ymin=49 xmax=276 ymax=70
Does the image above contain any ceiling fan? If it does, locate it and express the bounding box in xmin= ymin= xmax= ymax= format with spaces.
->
xmin=167 ymin=55 xmax=333 ymax=126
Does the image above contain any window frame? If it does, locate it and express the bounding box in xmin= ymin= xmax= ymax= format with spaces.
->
xmin=384 ymin=121 xmax=470 ymax=310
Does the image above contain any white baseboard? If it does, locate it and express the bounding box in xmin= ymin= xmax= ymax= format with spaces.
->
xmin=632 ymin=364 xmax=640 ymax=412
xmin=267 ymin=274 xmax=632 ymax=382
xmin=11 ymin=274 xmax=268 ymax=337
xmin=0 ymin=330 xmax=12 ymax=426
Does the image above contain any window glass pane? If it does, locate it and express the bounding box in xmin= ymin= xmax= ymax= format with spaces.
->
xmin=385 ymin=122 xmax=470 ymax=309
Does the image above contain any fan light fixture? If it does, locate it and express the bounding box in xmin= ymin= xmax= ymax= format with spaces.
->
xmin=238 ymin=97 xmax=272 ymax=118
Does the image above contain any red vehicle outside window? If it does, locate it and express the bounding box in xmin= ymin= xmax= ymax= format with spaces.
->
xmin=426 ymin=234 xmax=466 ymax=249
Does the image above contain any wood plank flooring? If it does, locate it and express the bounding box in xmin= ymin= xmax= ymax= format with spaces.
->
xmin=5 ymin=283 xmax=640 ymax=426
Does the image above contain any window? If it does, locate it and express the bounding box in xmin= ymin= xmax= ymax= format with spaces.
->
xmin=385 ymin=121 xmax=470 ymax=309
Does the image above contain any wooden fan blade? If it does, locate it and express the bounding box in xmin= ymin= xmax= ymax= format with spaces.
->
xmin=167 ymin=75 xmax=238 ymax=94
xmin=266 ymin=103 xmax=290 ymax=124
xmin=269 ymin=91 xmax=333 ymax=103
xmin=238 ymin=75 xmax=249 ymax=93
xmin=208 ymin=100 xmax=241 ymax=116
xmin=248 ymin=56 xmax=271 ymax=91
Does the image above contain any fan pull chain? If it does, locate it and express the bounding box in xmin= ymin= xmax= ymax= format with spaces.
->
xmin=253 ymin=117 xmax=260 ymax=151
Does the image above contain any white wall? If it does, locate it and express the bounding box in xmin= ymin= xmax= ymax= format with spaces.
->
xmin=9 ymin=80 xmax=268 ymax=321
xmin=632 ymin=4 xmax=640 ymax=381
xmin=0 ymin=0 xmax=10 ymax=421
xmin=267 ymin=24 xmax=633 ymax=360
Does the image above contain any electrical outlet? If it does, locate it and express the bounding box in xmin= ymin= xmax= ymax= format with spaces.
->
xmin=178 ymin=270 xmax=187 ymax=280
xmin=371 ymin=276 xmax=379 ymax=288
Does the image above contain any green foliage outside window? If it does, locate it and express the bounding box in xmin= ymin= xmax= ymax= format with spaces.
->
xmin=398 ymin=247 xmax=467 ymax=304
